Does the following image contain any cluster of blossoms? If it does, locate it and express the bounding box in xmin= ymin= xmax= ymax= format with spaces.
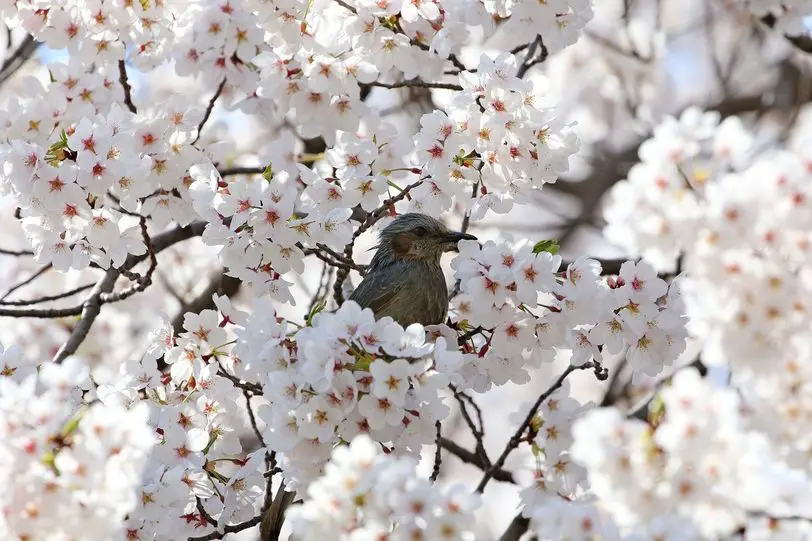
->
xmin=569 ymin=369 xmax=812 ymax=539
xmin=451 ymin=238 xmax=688 ymax=391
xmin=0 ymin=353 xmax=153 ymax=539
xmin=90 ymin=297 xmax=268 ymax=539
xmin=287 ymin=435 xmax=478 ymax=540
xmin=241 ymin=299 xmax=453 ymax=489
xmin=61 ymin=251 xmax=689 ymax=539
xmin=515 ymin=379 xmax=594 ymax=513
xmin=484 ymin=0 xmax=594 ymax=55
xmin=603 ymin=107 xmax=812 ymax=370
xmin=410 ymin=53 xmax=580 ymax=220
xmin=602 ymin=105 xmax=812 ymax=507
xmin=6 ymin=0 xmax=801 ymax=538
xmin=188 ymin=49 xmax=583 ymax=306
xmin=187 ymin=118 xmax=417 ymax=301
xmin=244 ymin=0 xmax=593 ymax=142
xmin=0 ymin=57 xmax=209 ymax=269
xmin=8 ymin=1 xmax=181 ymax=68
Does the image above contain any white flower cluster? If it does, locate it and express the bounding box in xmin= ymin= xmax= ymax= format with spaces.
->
xmin=95 ymin=299 xmax=271 ymax=539
xmin=483 ymin=0 xmax=594 ymax=55
xmin=0 ymin=58 xmax=209 ymax=269
xmin=187 ymin=120 xmax=415 ymax=301
xmin=451 ymin=239 xmax=688 ymax=391
xmin=7 ymin=0 xmax=181 ymax=68
xmin=603 ymin=108 xmax=812 ymax=370
xmin=244 ymin=300 xmax=454 ymax=489
xmin=287 ymin=434 xmax=479 ymax=540
xmin=570 ymin=369 xmax=812 ymax=539
xmin=411 ymin=53 xmax=580 ymax=220
xmin=516 ymin=379 xmax=592 ymax=507
xmin=0 ymin=353 xmax=153 ymax=540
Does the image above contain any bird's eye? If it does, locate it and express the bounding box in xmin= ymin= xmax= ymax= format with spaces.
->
xmin=413 ymin=226 xmax=427 ymax=236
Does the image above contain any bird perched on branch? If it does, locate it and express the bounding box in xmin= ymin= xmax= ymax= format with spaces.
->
xmin=349 ymin=213 xmax=477 ymax=326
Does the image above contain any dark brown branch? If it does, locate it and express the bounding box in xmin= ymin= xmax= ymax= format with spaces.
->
xmin=118 ymin=60 xmax=137 ymax=114
xmin=515 ymin=35 xmax=549 ymax=79
xmin=430 ymin=421 xmax=442 ymax=483
xmin=0 ymin=282 xmax=95 ymax=306
xmin=195 ymin=497 xmax=218 ymax=528
xmin=187 ymin=514 xmax=263 ymax=541
xmin=362 ymin=80 xmax=463 ymax=91
xmin=1 ymin=264 xmax=52 ymax=300
xmin=218 ymin=166 xmax=266 ymax=177
xmin=499 ymin=513 xmax=531 ymax=541
xmin=439 ymin=437 xmax=516 ymax=484
xmin=52 ymin=268 xmax=120 ymax=363
xmin=0 ymin=34 xmax=39 ymax=87
xmin=259 ymin=485 xmax=297 ymax=541
xmin=0 ymin=247 xmax=34 ymax=256
xmin=193 ymin=77 xmax=227 ymax=146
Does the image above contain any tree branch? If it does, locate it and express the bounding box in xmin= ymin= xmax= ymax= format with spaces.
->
xmin=187 ymin=514 xmax=263 ymax=541
xmin=439 ymin=437 xmax=516 ymax=484
xmin=0 ymin=34 xmax=39 ymax=87
xmin=193 ymin=77 xmax=227 ymax=146
xmin=118 ymin=59 xmax=137 ymax=114
xmin=362 ymin=80 xmax=463 ymax=91
xmin=499 ymin=513 xmax=531 ymax=541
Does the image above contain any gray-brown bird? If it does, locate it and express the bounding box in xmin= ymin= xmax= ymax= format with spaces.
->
xmin=349 ymin=213 xmax=477 ymax=326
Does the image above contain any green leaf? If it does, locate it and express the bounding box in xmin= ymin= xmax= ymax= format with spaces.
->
xmin=45 ymin=129 xmax=72 ymax=166
xmin=306 ymin=299 xmax=326 ymax=327
xmin=532 ymin=239 xmax=560 ymax=255
xmin=262 ymin=162 xmax=274 ymax=182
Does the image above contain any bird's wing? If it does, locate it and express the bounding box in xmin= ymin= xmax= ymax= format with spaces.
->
xmin=348 ymin=266 xmax=404 ymax=317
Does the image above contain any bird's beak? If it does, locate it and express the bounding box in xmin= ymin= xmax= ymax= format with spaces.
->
xmin=439 ymin=231 xmax=478 ymax=249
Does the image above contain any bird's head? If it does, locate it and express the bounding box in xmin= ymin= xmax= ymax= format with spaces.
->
xmin=371 ymin=213 xmax=478 ymax=266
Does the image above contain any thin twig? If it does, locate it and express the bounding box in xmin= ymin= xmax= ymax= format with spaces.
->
xmin=218 ymin=166 xmax=266 ymax=177
xmin=362 ymin=80 xmax=463 ymax=91
xmin=0 ymin=282 xmax=95 ymax=306
xmin=0 ymin=247 xmax=34 ymax=256
xmin=333 ymin=0 xmax=357 ymax=13
xmin=193 ymin=77 xmax=227 ymax=146
xmin=475 ymin=361 xmax=603 ymax=493
xmin=217 ymin=368 xmax=263 ymax=395
xmin=430 ymin=421 xmax=442 ymax=483
xmin=1 ymin=264 xmax=52 ymax=300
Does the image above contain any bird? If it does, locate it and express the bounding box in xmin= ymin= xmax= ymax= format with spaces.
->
xmin=349 ymin=213 xmax=477 ymax=327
